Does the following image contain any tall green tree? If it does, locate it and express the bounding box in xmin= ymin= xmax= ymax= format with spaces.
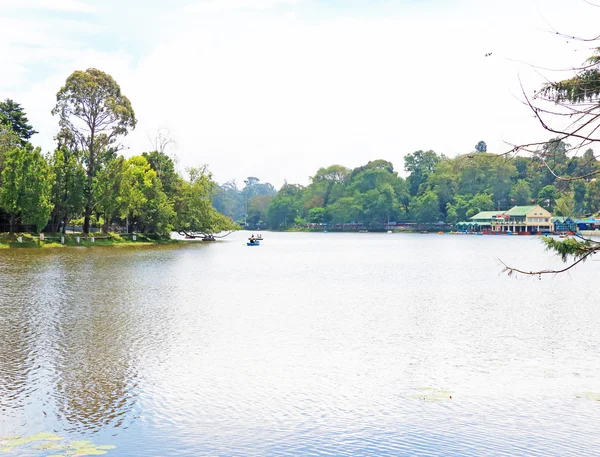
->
xmin=0 ymin=145 xmax=53 ymax=233
xmin=94 ymin=156 xmax=126 ymax=232
xmin=404 ymin=150 xmax=440 ymax=196
xmin=52 ymin=68 xmax=137 ymax=233
xmin=118 ymin=156 xmax=174 ymax=235
xmin=49 ymin=147 xmax=86 ymax=233
xmin=142 ymin=150 xmax=179 ymax=198
xmin=0 ymin=99 xmax=37 ymax=144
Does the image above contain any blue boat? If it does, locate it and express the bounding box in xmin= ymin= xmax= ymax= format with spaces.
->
xmin=247 ymin=241 xmax=260 ymax=246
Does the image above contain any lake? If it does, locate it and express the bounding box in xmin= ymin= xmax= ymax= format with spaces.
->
xmin=1 ymin=232 xmax=600 ymax=456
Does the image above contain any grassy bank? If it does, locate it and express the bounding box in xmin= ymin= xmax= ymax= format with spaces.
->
xmin=0 ymin=232 xmax=179 ymax=249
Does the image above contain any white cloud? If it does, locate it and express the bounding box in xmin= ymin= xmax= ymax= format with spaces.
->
xmin=3 ymin=0 xmax=600 ymax=187
xmin=187 ymin=0 xmax=302 ymax=13
xmin=0 ymin=0 xmax=98 ymax=13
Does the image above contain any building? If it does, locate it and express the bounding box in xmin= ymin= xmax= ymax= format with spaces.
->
xmin=552 ymin=216 xmax=577 ymax=233
xmin=575 ymin=217 xmax=600 ymax=230
xmin=456 ymin=210 xmax=503 ymax=232
xmin=490 ymin=205 xmax=553 ymax=234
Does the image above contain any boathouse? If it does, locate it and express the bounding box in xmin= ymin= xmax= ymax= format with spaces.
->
xmin=552 ymin=217 xmax=577 ymax=232
xmin=491 ymin=205 xmax=553 ymax=234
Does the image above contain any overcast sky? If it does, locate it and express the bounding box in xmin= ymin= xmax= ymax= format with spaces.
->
xmin=1 ymin=0 xmax=598 ymax=187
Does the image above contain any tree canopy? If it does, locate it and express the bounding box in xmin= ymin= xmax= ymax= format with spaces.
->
xmin=0 ymin=99 xmax=37 ymax=144
xmin=52 ymin=68 xmax=137 ymax=233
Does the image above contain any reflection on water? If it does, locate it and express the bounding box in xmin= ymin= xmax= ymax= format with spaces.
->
xmin=1 ymin=234 xmax=600 ymax=456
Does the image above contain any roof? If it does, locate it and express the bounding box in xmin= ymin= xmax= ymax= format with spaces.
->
xmin=470 ymin=211 xmax=501 ymax=220
xmin=505 ymin=205 xmax=538 ymax=216
xmin=552 ymin=216 xmax=573 ymax=223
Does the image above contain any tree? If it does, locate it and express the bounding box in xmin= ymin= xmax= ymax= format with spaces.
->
xmin=537 ymin=185 xmax=558 ymax=211
xmin=308 ymin=207 xmax=328 ymax=224
xmin=410 ymin=190 xmax=441 ymax=223
xmin=267 ymin=196 xmax=299 ymax=229
xmin=404 ymin=150 xmax=440 ymax=196
xmin=142 ymin=150 xmax=179 ymax=198
xmin=119 ymin=156 xmax=170 ymax=233
xmin=173 ymin=167 xmax=236 ymax=235
xmin=327 ymin=197 xmax=361 ymax=225
xmin=554 ymin=193 xmax=575 ymax=217
xmin=247 ymin=194 xmax=274 ymax=227
xmin=504 ymin=39 xmax=600 ymax=275
xmin=509 ymin=180 xmax=532 ymax=206
xmin=0 ymin=145 xmax=53 ymax=233
xmin=52 ymin=68 xmax=136 ymax=234
xmin=48 ymin=147 xmax=86 ymax=233
xmin=94 ymin=156 xmax=126 ymax=232
xmin=475 ymin=140 xmax=487 ymax=153
xmin=0 ymin=99 xmax=37 ymax=144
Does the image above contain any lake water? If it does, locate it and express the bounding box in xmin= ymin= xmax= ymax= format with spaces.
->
xmin=1 ymin=232 xmax=600 ymax=456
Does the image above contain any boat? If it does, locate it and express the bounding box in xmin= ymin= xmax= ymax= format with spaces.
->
xmin=247 ymin=241 xmax=260 ymax=246
xmin=202 ymin=235 xmax=216 ymax=241
xmin=359 ymin=229 xmax=368 ymax=233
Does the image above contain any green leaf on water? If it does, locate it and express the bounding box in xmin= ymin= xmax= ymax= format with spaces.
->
xmin=70 ymin=440 xmax=94 ymax=448
xmin=33 ymin=442 xmax=67 ymax=450
xmin=0 ymin=434 xmax=115 ymax=456
xmin=409 ymin=387 xmax=454 ymax=402
xmin=576 ymin=392 xmax=600 ymax=401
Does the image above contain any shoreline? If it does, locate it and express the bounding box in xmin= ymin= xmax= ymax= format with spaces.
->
xmin=0 ymin=233 xmax=180 ymax=249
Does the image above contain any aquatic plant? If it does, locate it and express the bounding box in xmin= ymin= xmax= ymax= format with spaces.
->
xmin=408 ymin=387 xmax=454 ymax=402
xmin=576 ymin=392 xmax=600 ymax=402
xmin=0 ymin=434 xmax=115 ymax=456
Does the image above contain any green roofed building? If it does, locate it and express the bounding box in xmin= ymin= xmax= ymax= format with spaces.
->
xmin=465 ymin=210 xmax=503 ymax=231
xmin=491 ymin=205 xmax=552 ymax=234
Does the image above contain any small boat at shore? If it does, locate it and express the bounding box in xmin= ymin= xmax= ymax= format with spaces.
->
xmin=247 ymin=241 xmax=260 ymax=246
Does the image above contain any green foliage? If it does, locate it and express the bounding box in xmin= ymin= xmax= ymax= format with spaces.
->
xmin=510 ymin=179 xmax=532 ymax=206
xmin=52 ymin=68 xmax=137 ymax=233
xmin=0 ymin=144 xmax=53 ymax=232
xmin=142 ymin=150 xmax=179 ymax=197
xmin=537 ymin=185 xmax=558 ymax=210
xmin=410 ymin=190 xmax=441 ymax=223
xmin=0 ymin=99 xmax=37 ymax=143
xmin=173 ymin=167 xmax=237 ymax=234
xmin=404 ymin=150 xmax=440 ymax=196
xmin=49 ymin=147 xmax=86 ymax=233
xmin=541 ymin=236 xmax=593 ymax=262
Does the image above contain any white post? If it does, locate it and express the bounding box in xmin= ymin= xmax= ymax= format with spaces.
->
xmin=132 ymin=234 xmax=136 ymax=241
xmin=61 ymin=236 xmax=65 ymax=244
xmin=76 ymin=236 xmax=80 ymax=244
xmin=90 ymin=237 xmax=95 ymax=243
xmin=17 ymin=236 xmax=22 ymax=243
xmin=39 ymin=233 xmax=45 ymax=241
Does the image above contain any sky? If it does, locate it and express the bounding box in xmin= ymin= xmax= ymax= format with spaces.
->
xmin=1 ymin=0 xmax=599 ymax=188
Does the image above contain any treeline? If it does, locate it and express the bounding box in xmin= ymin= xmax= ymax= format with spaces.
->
xmin=212 ymin=176 xmax=277 ymax=225
xmin=239 ymin=140 xmax=599 ymax=229
xmin=0 ymin=71 xmax=236 ymax=236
